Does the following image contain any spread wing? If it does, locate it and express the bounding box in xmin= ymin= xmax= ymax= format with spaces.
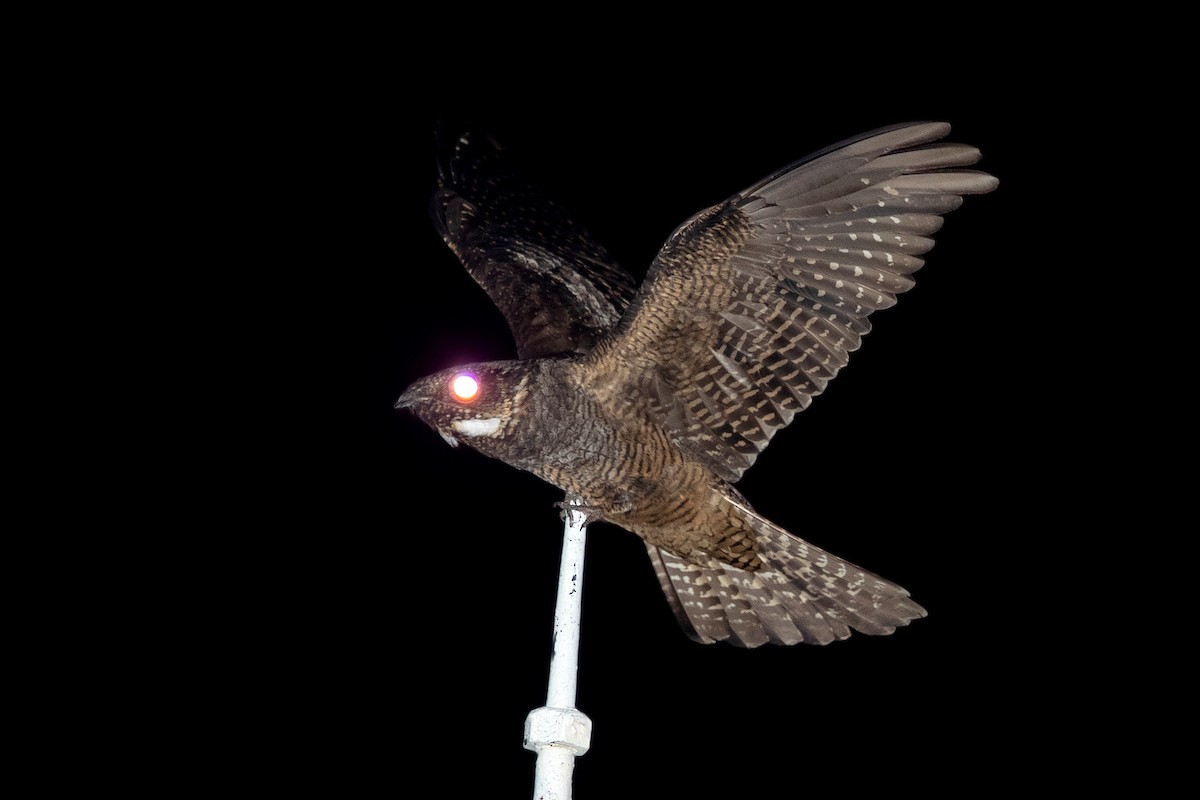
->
xmin=431 ymin=131 xmax=637 ymax=359
xmin=585 ymin=122 xmax=998 ymax=482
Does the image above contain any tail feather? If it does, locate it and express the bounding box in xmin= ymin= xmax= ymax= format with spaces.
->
xmin=645 ymin=500 xmax=926 ymax=648
xmin=713 ymin=574 xmax=773 ymax=648
xmin=767 ymin=579 xmax=850 ymax=645
xmin=720 ymin=564 xmax=805 ymax=646
xmin=647 ymin=547 xmax=733 ymax=645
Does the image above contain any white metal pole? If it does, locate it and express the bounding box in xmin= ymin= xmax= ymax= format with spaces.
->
xmin=523 ymin=499 xmax=592 ymax=800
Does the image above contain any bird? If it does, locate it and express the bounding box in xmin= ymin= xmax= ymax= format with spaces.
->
xmin=396 ymin=122 xmax=997 ymax=647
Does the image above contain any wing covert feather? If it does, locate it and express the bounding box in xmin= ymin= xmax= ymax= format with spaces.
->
xmin=431 ymin=131 xmax=637 ymax=358
xmin=587 ymin=123 xmax=997 ymax=481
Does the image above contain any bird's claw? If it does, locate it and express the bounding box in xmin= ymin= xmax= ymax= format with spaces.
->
xmin=555 ymin=498 xmax=604 ymax=527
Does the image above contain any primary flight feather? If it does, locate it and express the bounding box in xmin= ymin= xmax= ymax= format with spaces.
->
xmin=398 ymin=123 xmax=997 ymax=647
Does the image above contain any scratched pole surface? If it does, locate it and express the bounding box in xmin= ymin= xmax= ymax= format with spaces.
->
xmin=525 ymin=501 xmax=592 ymax=800
xmin=547 ymin=505 xmax=586 ymax=709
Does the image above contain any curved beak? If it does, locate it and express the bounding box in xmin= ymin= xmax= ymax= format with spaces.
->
xmin=394 ymin=386 xmax=423 ymax=410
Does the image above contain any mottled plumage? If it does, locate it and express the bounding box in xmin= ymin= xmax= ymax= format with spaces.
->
xmin=430 ymin=130 xmax=636 ymax=358
xmin=398 ymin=123 xmax=997 ymax=647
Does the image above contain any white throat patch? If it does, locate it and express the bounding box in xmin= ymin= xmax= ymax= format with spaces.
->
xmin=451 ymin=417 xmax=503 ymax=437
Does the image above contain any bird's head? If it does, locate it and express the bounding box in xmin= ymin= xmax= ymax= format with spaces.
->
xmin=395 ymin=361 xmax=531 ymax=448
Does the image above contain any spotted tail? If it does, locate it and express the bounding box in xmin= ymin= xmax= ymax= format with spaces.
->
xmin=646 ymin=500 xmax=926 ymax=647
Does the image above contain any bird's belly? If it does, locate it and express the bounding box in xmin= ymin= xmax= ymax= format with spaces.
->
xmin=498 ymin=389 xmax=743 ymax=560
xmin=544 ymin=450 xmax=759 ymax=568
xmin=527 ymin=418 xmax=686 ymax=506
xmin=539 ymin=449 xmax=720 ymax=553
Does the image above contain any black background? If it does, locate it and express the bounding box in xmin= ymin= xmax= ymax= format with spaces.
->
xmin=215 ymin=65 xmax=1069 ymax=796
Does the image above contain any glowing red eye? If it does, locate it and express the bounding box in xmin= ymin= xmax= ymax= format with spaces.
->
xmin=450 ymin=374 xmax=479 ymax=402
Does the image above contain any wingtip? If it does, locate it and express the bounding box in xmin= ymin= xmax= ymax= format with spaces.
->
xmin=908 ymin=120 xmax=953 ymax=139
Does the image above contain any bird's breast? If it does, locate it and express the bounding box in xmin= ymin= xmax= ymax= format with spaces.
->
xmin=480 ymin=364 xmax=739 ymax=560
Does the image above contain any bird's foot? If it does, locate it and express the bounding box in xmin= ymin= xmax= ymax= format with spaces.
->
xmin=554 ymin=498 xmax=606 ymax=527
